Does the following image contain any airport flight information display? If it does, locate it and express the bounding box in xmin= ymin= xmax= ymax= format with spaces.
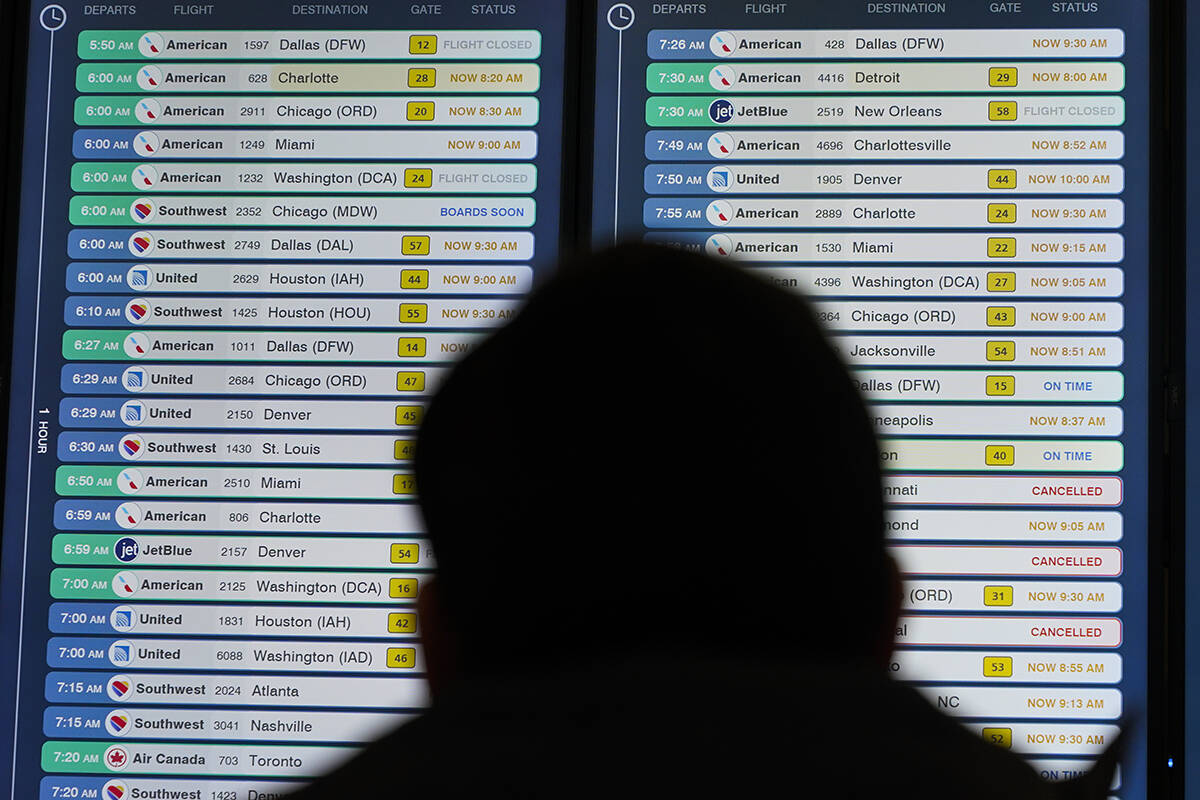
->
xmin=0 ymin=1 xmax=566 ymax=797
xmin=592 ymin=1 xmax=1149 ymax=795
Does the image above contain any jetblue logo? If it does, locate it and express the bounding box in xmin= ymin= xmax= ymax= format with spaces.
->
xmin=708 ymin=99 xmax=735 ymax=124
xmin=114 ymin=537 xmax=139 ymax=562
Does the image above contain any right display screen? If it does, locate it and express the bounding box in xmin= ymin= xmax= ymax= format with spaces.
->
xmin=592 ymin=2 xmax=1150 ymax=794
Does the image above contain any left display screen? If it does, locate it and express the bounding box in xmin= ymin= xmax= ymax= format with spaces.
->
xmin=0 ymin=3 xmax=567 ymax=796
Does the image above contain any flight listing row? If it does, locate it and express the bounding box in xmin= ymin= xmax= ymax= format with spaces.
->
xmin=53 ymin=502 xmax=1120 ymax=540
xmin=64 ymin=264 xmax=1116 ymax=297
xmin=54 ymin=434 xmax=1123 ymax=471
xmin=51 ymin=468 xmax=1123 ymax=505
xmin=63 ymin=301 xmax=1125 ymax=331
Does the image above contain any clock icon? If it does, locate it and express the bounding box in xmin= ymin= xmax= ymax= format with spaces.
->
xmin=40 ymin=4 xmax=66 ymax=31
xmin=607 ymin=3 xmax=635 ymax=31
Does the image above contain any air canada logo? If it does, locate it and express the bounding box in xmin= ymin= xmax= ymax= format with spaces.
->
xmin=104 ymin=744 xmax=129 ymax=770
xmin=708 ymin=99 xmax=735 ymax=124
xmin=102 ymin=779 xmax=129 ymax=800
xmin=114 ymin=537 xmax=139 ymax=562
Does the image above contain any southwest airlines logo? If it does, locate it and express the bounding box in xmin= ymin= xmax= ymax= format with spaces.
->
xmin=103 ymin=779 xmax=129 ymax=800
xmin=130 ymin=199 xmax=155 ymax=222
xmin=129 ymin=232 xmax=154 ymax=255
xmin=107 ymin=675 xmax=134 ymax=701
xmin=119 ymin=435 xmax=145 ymax=460
xmin=105 ymin=710 xmax=132 ymax=736
xmin=125 ymin=300 xmax=150 ymax=324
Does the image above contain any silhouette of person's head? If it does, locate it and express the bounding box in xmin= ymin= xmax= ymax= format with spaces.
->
xmin=415 ymin=244 xmax=895 ymax=683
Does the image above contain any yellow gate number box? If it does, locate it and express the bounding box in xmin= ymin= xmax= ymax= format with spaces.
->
xmin=402 ymin=236 xmax=431 ymax=256
xmin=388 ymin=613 xmax=418 ymax=633
xmin=984 ymin=446 xmax=1015 ymax=466
xmin=389 ymin=578 xmax=418 ymax=598
xmin=408 ymin=67 xmax=436 ymax=88
xmin=390 ymin=542 xmax=420 ymax=563
xmin=386 ymin=647 xmax=417 ymax=668
xmin=987 ymin=237 xmax=1017 ymax=258
xmin=987 ymin=203 xmax=1017 ymax=224
xmin=984 ymin=585 xmax=1014 ymax=606
xmin=983 ymin=728 xmax=1013 ymax=749
xmin=404 ymin=168 xmax=433 ymax=188
xmin=988 ymin=169 xmax=1017 ymax=189
xmin=989 ymin=100 xmax=1018 ymax=121
xmin=983 ymin=656 xmax=1014 ymax=677
xmin=989 ymin=67 xmax=1018 ymax=87
xmin=986 ymin=341 xmax=1016 ymax=362
xmin=398 ymin=337 xmax=427 ymax=357
xmin=401 ymin=269 xmax=429 ymax=289
xmin=986 ymin=375 xmax=1016 ymax=396
xmin=986 ymin=306 xmax=1016 ymax=327
xmin=406 ymin=101 xmax=435 ymax=121
xmin=409 ymin=34 xmax=437 ymax=54
xmin=396 ymin=371 xmax=426 ymax=391
xmin=987 ymin=271 xmax=1016 ymax=292
xmin=394 ymin=439 xmax=417 ymax=461
xmin=400 ymin=303 xmax=428 ymax=323
xmin=393 ymin=474 xmax=417 ymax=495
xmin=395 ymin=405 xmax=424 ymax=426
